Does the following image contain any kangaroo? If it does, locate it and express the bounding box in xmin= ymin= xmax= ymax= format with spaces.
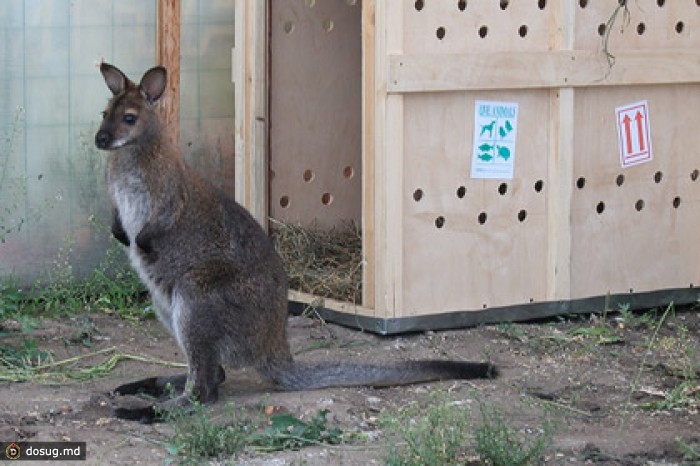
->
xmin=95 ymin=63 xmax=497 ymax=423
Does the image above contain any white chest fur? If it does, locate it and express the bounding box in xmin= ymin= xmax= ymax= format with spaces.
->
xmin=110 ymin=176 xmax=177 ymax=335
xmin=111 ymin=175 xmax=151 ymax=241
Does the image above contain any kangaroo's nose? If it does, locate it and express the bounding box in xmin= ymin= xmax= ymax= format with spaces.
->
xmin=95 ymin=130 xmax=112 ymax=150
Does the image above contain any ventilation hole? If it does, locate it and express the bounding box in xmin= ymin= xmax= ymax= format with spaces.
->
xmin=538 ymin=0 xmax=547 ymax=9
xmin=673 ymin=196 xmax=681 ymax=209
xmin=518 ymin=210 xmax=527 ymax=222
xmin=283 ymin=21 xmax=295 ymax=34
xmin=657 ymin=0 xmax=665 ymax=5
xmin=436 ymin=26 xmax=446 ymax=40
xmin=534 ymin=180 xmax=544 ymax=193
xmin=499 ymin=0 xmax=509 ymax=9
xmin=322 ymin=19 xmax=334 ymax=33
xmin=321 ymin=193 xmax=333 ymax=205
xmin=343 ymin=166 xmax=355 ymax=179
xmin=280 ymin=196 xmax=290 ymax=208
xmin=691 ymin=169 xmax=699 ymax=181
xmin=415 ymin=0 xmax=424 ymax=11
xmin=629 ymin=288 xmax=634 ymax=294
xmin=598 ymin=23 xmax=606 ymax=36
xmin=478 ymin=212 xmax=488 ymax=224
xmin=303 ymin=169 xmax=314 ymax=182
xmin=478 ymin=25 xmax=488 ymax=38
xmin=635 ymin=199 xmax=645 ymax=211
xmin=654 ymin=171 xmax=663 ymax=183
xmin=676 ymin=21 xmax=685 ymax=34
xmin=413 ymin=189 xmax=424 ymax=202
xmin=596 ymin=201 xmax=605 ymax=214
xmin=636 ymin=22 xmax=645 ymax=35
xmin=616 ymin=174 xmax=625 ymax=187
xmin=458 ymin=0 xmax=467 ymax=11
xmin=576 ymin=177 xmax=586 ymax=189
xmin=498 ymin=183 xmax=508 ymax=195
xmin=579 ymin=0 xmax=588 ymax=7
xmin=482 ymin=303 xmax=488 ymax=309
xmin=518 ymin=25 xmax=528 ymax=38
xmin=435 ymin=216 xmax=445 ymax=229
xmin=456 ymin=186 xmax=466 ymax=199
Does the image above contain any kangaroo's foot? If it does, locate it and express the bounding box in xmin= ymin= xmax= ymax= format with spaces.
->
xmin=111 ymin=365 xmax=225 ymax=423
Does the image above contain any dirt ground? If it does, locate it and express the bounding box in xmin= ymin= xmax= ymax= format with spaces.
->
xmin=0 ymin=307 xmax=698 ymax=465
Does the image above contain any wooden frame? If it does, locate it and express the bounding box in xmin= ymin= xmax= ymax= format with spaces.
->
xmin=156 ymin=0 xmax=181 ymax=146
xmin=233 ymin=0 xmax=269 ymax=226
xmin=236 ymin=1 xmax=700 ymax=333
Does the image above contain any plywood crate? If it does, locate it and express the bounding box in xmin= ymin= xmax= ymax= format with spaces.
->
xmin=233 ymin=0 xmax=700 ymax=334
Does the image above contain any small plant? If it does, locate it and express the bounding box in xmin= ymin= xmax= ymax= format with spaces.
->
xmin=163 ymin=401 xmax=348 ymax=464
xmin=676 ymin=437 xmax=700 ymax=462
xmin=163 ymin=401 xmax=254 ymax=465
xmin=25 ymin=229 xmax=149 ymax=320
xmin=474 ymin=401 xmax=553 ymax=466
xmin=0 ymin=281 xmax=25 ymax=318
xmin=380 ymin=391 xmax=474 ymax=466
xmin=615 ymin=304 xmax=658 ymax=329
xmin=64 ymin=314 xmax=102 ymax=347
xmin=251 ymin=409 xmax=344 ymax=452
xmin=0 ymin=337 xmax=53 ymax=370
xmin=567 ymin=325 xmax=624 ymax=346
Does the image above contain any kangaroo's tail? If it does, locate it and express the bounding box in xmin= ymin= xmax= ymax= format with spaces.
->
xmin=264 ymin=360 xmax=497 ymax=391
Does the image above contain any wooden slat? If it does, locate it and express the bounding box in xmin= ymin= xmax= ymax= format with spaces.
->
xmin=546 ymin=0 xmax=575 ymax=301
xmin=156 ymin=0 xmax=181 ymax=146
xmin=388 ymin=49 xmax=700 ymax=93
xmin=233 ymin=0 xmax=268 ymax=228
xmin=361 ymin=0 xmax=376 ymax=311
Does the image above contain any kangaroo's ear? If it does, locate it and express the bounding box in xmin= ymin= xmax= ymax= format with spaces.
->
xmin=139 ymin=66 xmax=167 ymax=105
xmin=100 ymin=63 xmax=129 ymax=95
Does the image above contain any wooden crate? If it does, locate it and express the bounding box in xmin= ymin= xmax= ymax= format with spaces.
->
xmin=234 ymin=0 xmax=700 ymax=333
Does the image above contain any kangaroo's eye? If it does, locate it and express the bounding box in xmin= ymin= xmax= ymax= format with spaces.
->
xmin=101 ymin=111 xmax=107 ymax=119
xmin=123 ymin=114 xmax=137 ymax=125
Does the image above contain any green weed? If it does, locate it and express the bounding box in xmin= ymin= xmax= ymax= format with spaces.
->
xmin=26 ymin=232 xmax=149 ymax=320
xmin=380 ymin=392 xmax=475 ymax=466
xmin=474 ymin=400 xmax=553 ymax=466
xmin=380 ymin=390 xmax=554 ymax=466
xmin=676 ymin=437 xmax=700 ymax=462
xmin=163 ymin=401 xmax=348 ymax=464
xmin=0 ymin=337 xmax=53 ymax=370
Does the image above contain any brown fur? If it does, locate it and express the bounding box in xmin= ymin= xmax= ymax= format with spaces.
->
xmin=95 ymin=63 xmax=496 ymax=423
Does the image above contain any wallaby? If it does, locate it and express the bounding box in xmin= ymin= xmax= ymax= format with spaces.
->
xmin=95 ymin=63 xmax=497 ymax=423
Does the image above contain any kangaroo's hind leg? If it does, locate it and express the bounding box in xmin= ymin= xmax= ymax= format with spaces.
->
xmin=112 ymin=291 xmax=226 ymax=423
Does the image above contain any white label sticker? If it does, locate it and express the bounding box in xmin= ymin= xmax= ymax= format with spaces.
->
xmin=471 ymin=100 xmax=518 ymax=180
xmin=616 ymin=100 xmax=653 ymax=168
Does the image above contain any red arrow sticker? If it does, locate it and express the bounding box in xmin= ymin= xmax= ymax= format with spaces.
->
xmin=616 ymin=100 xmax=653 ymax=168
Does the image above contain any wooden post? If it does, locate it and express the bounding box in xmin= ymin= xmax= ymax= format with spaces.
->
xmin=233 ymin=0 xmax=269 ymax=228
xmin=156 ymin=0 xmax=181 ymax=146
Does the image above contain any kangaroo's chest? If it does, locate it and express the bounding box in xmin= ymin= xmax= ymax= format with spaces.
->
xmin=110 ymin=173 xmax=152 ymax=241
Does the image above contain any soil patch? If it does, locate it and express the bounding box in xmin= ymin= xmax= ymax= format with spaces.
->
xmin=0 ymin=308 xmax=698 ymax=465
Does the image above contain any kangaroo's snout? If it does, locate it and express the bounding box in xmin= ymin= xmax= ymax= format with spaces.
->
xmin=95 ymin=130 xmax=112 ymax=150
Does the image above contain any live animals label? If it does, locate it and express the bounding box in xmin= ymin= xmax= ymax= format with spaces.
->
xmin=471 ymin=100 xmax=518 ymax=180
